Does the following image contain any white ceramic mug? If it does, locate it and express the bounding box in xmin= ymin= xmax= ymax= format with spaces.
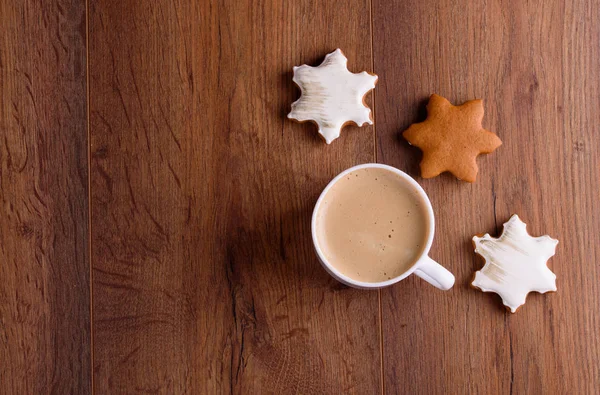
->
xmin=311 ymin=164 xmax=455 ymax=290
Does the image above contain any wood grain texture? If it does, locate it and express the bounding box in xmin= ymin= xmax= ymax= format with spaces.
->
xmin=89 ymin=0 xmax=379 ymax=393
xmin=0 ymin=0 xmax=90 ymax=393
xmin=3 ymin=0 xmax=598 ymax=392
xmin=373 ymin=0 xmax=600 ymax=393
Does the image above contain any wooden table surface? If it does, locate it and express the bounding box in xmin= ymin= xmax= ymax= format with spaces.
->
xmin=2 ymin=0 xmax=599 ymax=393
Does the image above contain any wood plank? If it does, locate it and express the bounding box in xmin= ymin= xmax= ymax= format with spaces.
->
xmin=0 ymin=0 xmax=90 ymax=393
xmin=89 ymin=1 xmax=379 ymax=392
xmin=373 ymin=0 xmax=600 ymax=393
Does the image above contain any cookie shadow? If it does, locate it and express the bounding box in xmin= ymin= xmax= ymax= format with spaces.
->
xmin=388 ymin=96 xmax=431 ymax=177
xmin=394 ymin=132 xmax=421 ymax=178
xmin=280 ymin=69 xmax=296 ymax=119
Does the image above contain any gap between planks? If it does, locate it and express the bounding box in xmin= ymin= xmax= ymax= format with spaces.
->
xmin=85 ymin=0 xmax=94 ymax=392
xmin=368 ymin=1 xmax=384 ymax=394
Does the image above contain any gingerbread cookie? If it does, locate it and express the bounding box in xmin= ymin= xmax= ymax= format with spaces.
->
xmin=472 ymin=214 xmax=558 ymax=313
xmin=288 ymin=49 xmax=378 ymax=144
xmin=403 ymin=94 xmax=502 ymax=182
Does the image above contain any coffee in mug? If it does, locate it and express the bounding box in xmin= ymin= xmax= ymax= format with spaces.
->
xmin=312 ymin=164 xmax=454 ymax=290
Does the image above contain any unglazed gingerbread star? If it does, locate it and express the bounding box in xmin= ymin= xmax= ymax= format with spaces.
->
xmin=403 ymin=94 xmax=502 ymax=182
xmin=472 ymin=215 xmax=558 ymax=313
xmin=288 ymin=49 xmax=377 ymax=144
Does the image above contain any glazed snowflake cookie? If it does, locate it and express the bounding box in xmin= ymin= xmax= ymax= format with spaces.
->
xmin=288 ymin=49 xmax=378 ymax=144
xmin=472 ymin=214 xmax=558 ymax=312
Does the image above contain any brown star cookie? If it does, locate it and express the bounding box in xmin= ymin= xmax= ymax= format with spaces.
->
xmin=403 ymin=94 xmax=502 ymax=182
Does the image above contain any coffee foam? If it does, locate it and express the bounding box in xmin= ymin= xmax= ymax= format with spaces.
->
xmin=315 ymin=167 xmax=429 ymax=283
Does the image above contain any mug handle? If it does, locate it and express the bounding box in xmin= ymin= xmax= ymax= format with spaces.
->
xmin=414 ymin=256 xmax=455 ymax=290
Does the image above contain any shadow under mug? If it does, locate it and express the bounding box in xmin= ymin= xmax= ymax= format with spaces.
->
xmin=311 ymin=163 xmax=455 ymax=290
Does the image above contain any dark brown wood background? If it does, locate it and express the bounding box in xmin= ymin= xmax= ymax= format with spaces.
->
xmin=1 ymin=0 xmax=599 ymax=393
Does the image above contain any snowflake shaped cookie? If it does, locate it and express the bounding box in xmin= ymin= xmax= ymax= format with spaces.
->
xmin=472 ymin=214 xmax=558 ymax=313
xmin=288 ymin=49 xmax=378 ymax=144
xmin=403 ymin=94 xmax=502 ymax=182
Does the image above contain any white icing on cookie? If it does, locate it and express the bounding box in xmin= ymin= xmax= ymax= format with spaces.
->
xmin=472 ymin=214 xmax=558 ymax=313
xmin=288 ymin=49 xmax=377 ymax=144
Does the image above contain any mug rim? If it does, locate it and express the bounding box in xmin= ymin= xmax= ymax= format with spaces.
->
xmin=311 ymin=163 xmax=435 ymax=289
